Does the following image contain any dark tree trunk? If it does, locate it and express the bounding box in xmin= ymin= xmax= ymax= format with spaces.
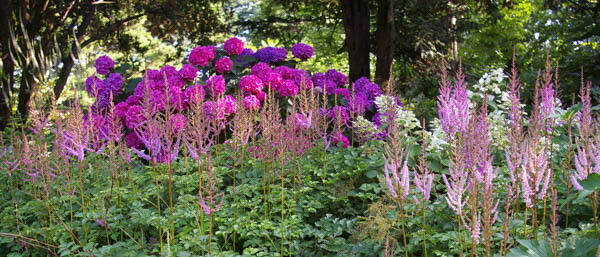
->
xmin=17 ymin=64 xmax=35 ymax=120
xmin=0 ymin=0 xmax=14 ymax=130
xmin=341 ymin=0 xmax=370 ymax=83
xmin=375 ymin=0 xmax=394 ymax=86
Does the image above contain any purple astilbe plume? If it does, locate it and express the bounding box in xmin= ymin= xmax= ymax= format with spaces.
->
xmin=505 ymin=59 xmax=523 ymax=203
xmin=520 ymin=140 xmax=552 ymax=208
xmin=294 ymin=111 xmax=312 ymax=130
xmin=571 ymin=81 xmax=599 ymax=191
xmin=383 ymin=155 xmax=410 ymax=201
xmin=436 ymin=62 xmax=469 ymax=139
xmin=470 ymin=100 xmax=499 ymax=251
xmin=413 ymin=163 xmax=433 ymax=204
xmin=442 ymin=161 xmax=469 ymax=217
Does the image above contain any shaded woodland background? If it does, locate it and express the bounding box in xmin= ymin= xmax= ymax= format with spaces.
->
xmin=1 ymin=0 xmax=598 ymax=129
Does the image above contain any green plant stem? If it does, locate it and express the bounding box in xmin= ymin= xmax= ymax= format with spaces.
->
xmin=592 ymin=192 xmax=598 ymax=237
xmin=151 ymin=160 xmax=163 ymax=254
xmin=458 ymin=215 xmax=464 ymax=257
xmin=77 ymin=160 xmax=88 ymax=243
xmin=422 ymin=201 xmax=428 ymax=257
xmin=168 ymin=162 xmax=174 ymax=243
xmin=400 ymin=204 xmax=408 ymax=257
xmin=209 ymin=210 xmax=213 ymax=256
xmin=280 ymin=162 xmax=285 ymax=257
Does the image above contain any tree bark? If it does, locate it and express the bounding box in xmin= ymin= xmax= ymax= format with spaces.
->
xmin=0 ymin=0 xmax=14 ymax=130
xmin=375 ymin=0 xmax=394 ymax=86
xmin=341 ymin=0 xmax=370 ymax=83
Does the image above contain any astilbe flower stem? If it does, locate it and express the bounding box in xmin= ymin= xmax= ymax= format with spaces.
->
xmin=383 ymin=107 xmax=410 ymax=257
xmin=231 ymin=93 xmax=256 ymax=252
xmin=197 ymin=152 xmax=224 ymax=256
xmin=413 ymin=125 xmax=433 ymax=257
xmin=502 ymin=55 xmax=522 ymax=256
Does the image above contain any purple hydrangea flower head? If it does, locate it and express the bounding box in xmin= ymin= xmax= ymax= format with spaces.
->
xmin=251 ymin=62 xmax=272 ymax=80
xmin=150 ymin=90 xmax=166 ymax=112
xmin=95 ymin=55 xmax=114 ymax=75
xmin=291 ymin=43 xmax=314 ymax=60
xmin=147 ymin=69 xmax=162 ymax=81
xmin=325 ymin=69 xmax=347 ymax=87
xmin=206 ymin=75 xmax=226 ymax=98
xmin=279 ymin=80 xmax=299 ymax=97
xmin=239 ymin=75 xmax=264 ymax=94
xmin=168 ymin=87 xmax=187 ymax=111
xmin=160 ymin=65 xmax=178 ymax=78
xmin=215 ymin=57 xmax=233 ymax=74
xmin=189 ymin=46 xmax=215 ymax=67
xmin=364 ymin=82 xmax=382 ymax=101
xmin=167 ymin=74 xmax=186 ymax=90
xmin=331 ymin=132 xmax=350 ymax=148
xmin=243 ymin=95 xmax=261 ymax=110
xmin=105 ymin=73 xmax=123 ymax=96
xmin=312 ymin=72 xmax=326 ymax=87
xmin=170 ymin=113 xmax=187 ymax=134
xmin=184 ymin=84 xmax=205 ymax=105
xmin=125 ymin=132 xmax=144 ymax=150
xmin=264 ymin=72 xmax=283 ymax=91
xmin=328 ymin=105 xmax=350 ymax=125
xmin=346 ymin=92 xmax=369 ymax=115
xmin=220 ymin=95 xmax=236 ymax=115
xmin=275 ymin=66 xmax=296 ymax=80
xmin=125 ymin=105 xmax=144 ymax=129
xmin=334 ymin=88 xmax=351 ymax=99
xmin=92 ymin=90 xmax=112 ymax=111
xmin=224 ymin=37 xmax=245 ymax=55
xmin=254 ymin=47 xmax=287 ymax=63
xmin=178 ymin=64 xmax=198 ymax=81
xmin=324 ymin=80 xmax=337 ymax=95
xmin=126 ymin=95 xmax=140 ymax=106
xmin=293 ymin=69 xmax=313 ymax=89
xmin=85 ymin=75 xmax=106 ymax=96
xmin=114 ymin=102 xmax=130 ymax=119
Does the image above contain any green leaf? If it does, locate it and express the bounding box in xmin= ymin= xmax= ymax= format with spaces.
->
xmin=365 ymin=170 xmax=379 ymax=178
xmin=507 ymin=239 xmax=552 ymax=257
xmin=561 ymin=173 xmax=600 ymax=209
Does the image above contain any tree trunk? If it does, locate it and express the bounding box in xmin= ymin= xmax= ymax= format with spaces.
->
xmin=17 ymin=64 xmax=35 ymax=121
xmin=375 ymin=0 xmax=394 ymax=86
xmin=341 ymin=0 xmax=370 ymax=83
xmin=0 ymin=0 xmax=14 ymax=130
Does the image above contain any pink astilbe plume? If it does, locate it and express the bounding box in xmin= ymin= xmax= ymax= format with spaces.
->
xmin=437 ymin=61 xmax=469 ymax=139
xmin=570 ymin=81 xmax=600 ymax=191
xmin=442 ymin=161 xmax=469 ymax=216
xmin=505 ymin=58 xmax=523 ymax=203
xmin=197 ymin=161 xmax=225 ymax=215
xmin=383 ymin=155 xmax=410 ymax=201
xmin=520 ymin=140 xmax=552 ymax=208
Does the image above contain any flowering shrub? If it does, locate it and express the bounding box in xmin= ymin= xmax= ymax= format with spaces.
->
xmin=4 ymin=36 xmax=600 ymax=257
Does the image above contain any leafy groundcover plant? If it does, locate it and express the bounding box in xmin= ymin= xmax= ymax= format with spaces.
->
xmin=1 ymin=38 xmax=599 ymax=257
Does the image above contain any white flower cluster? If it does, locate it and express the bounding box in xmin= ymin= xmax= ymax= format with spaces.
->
xmin=374 ymin=95 xmax=421 ymax=131
xmin=426 ymin=118 xmax=448 ymax=152
xmin=352 ymin=116 xmax=379 ymax=139
xmin=352 ymin=95 xmax=421 ymax=140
